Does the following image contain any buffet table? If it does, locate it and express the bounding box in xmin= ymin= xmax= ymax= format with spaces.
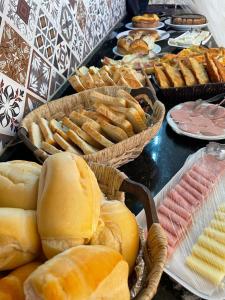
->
xmin=0 ymin=15 xmax=224 ymax=300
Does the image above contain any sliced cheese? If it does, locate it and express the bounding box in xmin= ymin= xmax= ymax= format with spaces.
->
xmin=198 ymin=235 xmax=225 ymax=258
xmin=204 ymin=227 xmax=225 ymax=245
xmin=211 ymin=220 xmax=225 ymax=233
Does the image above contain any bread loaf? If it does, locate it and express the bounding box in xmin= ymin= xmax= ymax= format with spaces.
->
xmin=37 ymin=152 xmax=103 ymax=258
xmin=24 ymin=245 xmax=130 ymax=300
xmin=91 ymin=200 xmax=139 ymax=272
xmin=0 ymin=160 xmax=41 ymax=209
xmin=0 ymin=261 xmax=41 ymax=300
xmin=0 ymin=208 xmax=41 ymax=270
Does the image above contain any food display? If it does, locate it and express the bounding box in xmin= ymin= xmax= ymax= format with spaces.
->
xmin=132 ymin=14 xmax=160 ymax=28
xmin=171 ymin=14 xmax=207 ymax=25
xmin=69 ymin=65 xmax=145 ymax=91
xmin=168 ymin=101 xmax=225 ymax=137
xmin=168 ymin=31 xmax=211 ymax=48
xmin=117 ymin=30 xmax=159 ymax=55
xmin=28 ymin=90 xmax=148 ymax=156
xmin=186 ymin=205 xmax=225 ymax=285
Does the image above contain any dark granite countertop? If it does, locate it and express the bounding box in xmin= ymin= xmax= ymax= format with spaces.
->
xmin=1 ymin=13 xmax=224 ymax=300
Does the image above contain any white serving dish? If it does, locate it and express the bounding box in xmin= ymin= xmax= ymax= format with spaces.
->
xmin=112 ymin=44 xmax=161 ymax=57
xmin=165 ymin=18 xmax=208 ymax=31
xmin=137 ymin=146 xmax=225 ymax=299
xmin=125 ymin=21 xmax=165 ymax=30
xmin=116 ymin=29 xmax=170 ymax=41
xmin=168 ymin=30 xmax=212 ymax=48
xmin=166 ymin=103 xmax=225 ymax=141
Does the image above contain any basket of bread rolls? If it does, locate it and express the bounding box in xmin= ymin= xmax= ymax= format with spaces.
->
xmin=18 ymin=86 xmax=165 ymax=167
xmin=0 ymin=153 xmax=167 ymax=299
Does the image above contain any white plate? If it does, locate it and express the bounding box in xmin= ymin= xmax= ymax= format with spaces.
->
xmin=116 ymin=29 xmax=170 ymax=41
xmin=137 ymin=146 xmax=225 ymax=299
xmin=112 ymin=44 xmax=161 ymax=57
xmin=125 ymin=21 xmax=165 ymax=30
xmin=166 ymin=103 xmax=225 ymax=141
xmin=165 ymin=18 xmax=208 ymax=31
xmin=168 ymin=31 xmax=212 ymax=48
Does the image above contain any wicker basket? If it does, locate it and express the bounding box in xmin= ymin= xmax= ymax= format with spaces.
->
xmin=18 ymin=86 xmax=165 ymax=167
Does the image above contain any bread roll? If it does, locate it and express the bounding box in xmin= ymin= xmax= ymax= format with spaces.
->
xmin=0 ymin=261 xmax=41 ymax=300
xmin=91 ymin=200 xmax=139 ymax=272
xmin=0 ymin=208 xmax=41 ymax=270
xmin=0 ymin=160 xmax=41 ymax=209
xmin=37 ymin=152 xmax=103 ymax=258
xmin=24 ymin=245 xmax=130 ymax=300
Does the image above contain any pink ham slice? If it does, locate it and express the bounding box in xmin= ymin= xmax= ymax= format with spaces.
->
xmin=182 ymin=173 xmax=209 ymax=196
xmin=168 ymin=189 xmax=193 ymax=211
xmin=200 ymin=125 xmax=225 ymax=136
xmin=192 ymin=165 xmax=217 ymax=182
xmin=174 ymin=185 xmax=200 ymax=208
xmin=188 ymin=169 xmax=212 ymax=187
xmin=163 ymin=197 xmax=192 ymax=221
xmin=180 ymin=179 xmax=204 ymax=203
xmin=181 ymin=102 xmax=195 ymax=111
xmin=200 ymin=155 xmax=225 ymax=176
xmin=189 ymin=116 xmax=214 ymax=128
xmin=203 ymin=105 xmax=225 ymax=120
xmin=170 ymin=109 xmax=190 ymax=123
xmin=158 ymin=205 xmax=191 ymax=227
xmin=178 ymin=123 xmax=200 ymax=134
xmin=190 ymin=105 xmax=206 ymax=117
xmin=158 ymin=212 xmax=185 ymax=238
xmin=214 ymin=118 xmax=225 ymax=129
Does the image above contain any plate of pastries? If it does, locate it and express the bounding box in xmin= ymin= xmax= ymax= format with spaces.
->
xmin=114 ymin=30 xmax=162 ymax=56
xmin=126 ymin=14 xmax=164 ymax=30
xmin=165 ymin=14 xmax=208 ymax=31
xmin=69 ymin=65 xmax=145 ymax=92
xmin=117 ymin=29 xmax=170 ymax=42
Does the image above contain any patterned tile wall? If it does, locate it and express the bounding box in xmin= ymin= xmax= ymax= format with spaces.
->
xmin=0 ymin=0 xmax=126 ymax=153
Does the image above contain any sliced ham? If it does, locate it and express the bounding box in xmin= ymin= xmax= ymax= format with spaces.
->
xmin=174 ymin=185 xmax=200 ymax=208
xmin=158 ymin=205 xmax=190 ymax=227
xmin=178 ymin=123 xmax=200 ymax=134
xmin=214 ymin=118 xmax=225 ymax=129
xmin=168 ymin=189 xmax=193 ymax=211
xmin=182 ymin=102 xmax=195 ymax=111
xmin=158 ymin=212 xmax=185 ymax=238
xmin=188 ymin=169 xmax=212 ymax=187
xmin=182 ymin=173 xmax=209 ymax=196
xmin=190 ymin=105 xmax=206 ymax=117
xmin=165 ymin=230 xmax=180 ymax=248
xmin=200 ymin=155 xmax=225 ymax=176
xmin=200 ymin=125 xmax=225 ymax=136
xmin=192 ymin=165 xmax=217 ymax=182
xmin=164 ymin=197 xmax=192 ymax=221
xmin=180 ymin=179 xmax=204 ymax=203
xmin=203 ymin=105 xmax=225 ymax=120
xmin=170 ymin=109 xmax=190 ymax=123
xmin=189 ymin=116 xmax=214 ymax=128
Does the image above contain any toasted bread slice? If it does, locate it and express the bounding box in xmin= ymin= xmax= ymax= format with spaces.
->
xmin=62 ymin=117 xmax=102 ymax=149
xmin=49 ymin=119 xmax=69 ymax=141
xmin=81 ymin=110 xmax=109 ymax=123
xmin=205 ymin=53 xmax=220 ymax=82
xmin=162 ymin=63 xmax=185 ymax=87
xmin=41 ymin=141 xmax=62 ymax=154
xmin=110 ymin=106 xmax=147 ymax=133
xmin=99 ymin=69 xmax=116 ymax=86
xmin=69 ymin=75 xmax=85 ymax=92
xmin=67 ymin=130 xmax=98 ymax=155
xmin=29 ymin=122 xmax=43 ymax=148
xmin=82 ymin=122 xmax=114 ymax=148
xmin=69 ymin=111 xmax=100 ymax=128
xmin=88 ymin=66 xmax=99 ymax=74
xmin=178 ymin=60 xmax=197 ymax=86
xmin=89 ymin=91 xmax=126 ymax=107
xmin=98 ymin=119 xmax=128 ymax=142
xmin=116 ymin=89 xmax=139 ymax=105
xmin=125 ymin=98 xmax=146 ymax=122
xmin=79 ymin=72 xmax=96 ymax=89
xmin=91 ymin=72 xmax=105 ymax=87
xmin=213 ymin=58 xmax=225 ymax=82
xmin=76 ymin=66 xmax=89 ymax=76
xmin=38 ymin=118 xmax=55 ymax=145
xmin=96 ymin=104 xmax=134 ymax=137
xmin=116 ymin=75 xmax=130 ymax=87
xmin=121 ymin=68 xmax=143 ymax=89
xmin=53 ymin=133 xmax=82 ymax=155
xmin=189 ymin=57 xmax=209 ymax=84
xmin=154 ymin=65 xmax=171 ymax=88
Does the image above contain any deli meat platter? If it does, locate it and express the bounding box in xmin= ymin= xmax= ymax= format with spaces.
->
xmin=137 ymin=144 xmax=225 ymax=299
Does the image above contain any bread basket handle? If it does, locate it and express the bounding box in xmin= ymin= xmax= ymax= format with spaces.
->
xmin=119 ymin=178 xmax=158 ymax=230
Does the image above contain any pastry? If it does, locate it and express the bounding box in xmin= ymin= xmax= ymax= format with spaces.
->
xmin=0 ymin=208 xmax=41 ymax=270
xmin=37 ymin=153 xmax=103 ymax=258
xmin=24 ymin=245 xmax=130 ymax=300
xmin=0 ymin=160 xmax=41 ymax=210
xmin=132 ymin=14 xmax=160 ymax=28
xmin=172 ymin=14 xmax=207 ymax=25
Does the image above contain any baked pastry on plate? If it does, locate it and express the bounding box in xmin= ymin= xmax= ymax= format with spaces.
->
xmin=132 ymin=14 xmax=160 ymax=28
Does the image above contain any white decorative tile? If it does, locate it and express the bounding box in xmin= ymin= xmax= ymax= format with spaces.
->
xmin=41 ymin=0 xmax=60 ymax=26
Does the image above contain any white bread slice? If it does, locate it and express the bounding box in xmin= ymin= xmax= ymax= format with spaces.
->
xmin=89 ymin=91 xmax=126 ymax=107
xmin=41 ymin=141 xmax=62 ymax=155
xmin=69 ymin=111 xmax=100 ymax=129
xmin=69 ymin=75 xmax=85 ymax=92
xmin=98 ymin=119 xmax=128 ymax=142
xmin=38 ymin=118 xmax=55 ymax=145
xmin=49 ymin=119 xmax=69 ymax=141
xmin=79 ymin=72 xmax=96 ymax=89
xmin=67 ymin=130 xmax=98 ymax=155
xmin=89 ymin=66 xmax=100 ymax=74
xmin=99 ymin=69 xmax=116 ymax=86
xmin=29 ymin=122 xmax=43 ymax=149
xmin=53 ymin=133 xmax=82 ymax=155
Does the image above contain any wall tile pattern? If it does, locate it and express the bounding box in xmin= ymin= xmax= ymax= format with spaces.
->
xmin=0 ymin=0 xmax=126 ymax=153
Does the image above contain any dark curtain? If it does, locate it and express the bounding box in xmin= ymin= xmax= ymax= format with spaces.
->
xmin=126 ymin=0 xmax=149 ymax=17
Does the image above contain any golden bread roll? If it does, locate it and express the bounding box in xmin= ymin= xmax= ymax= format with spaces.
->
xmin=24 ymin=245 xmax=130 ymax=300
xmin=0 ymin=160 xmax=41 ymax=209
xmin=37 ymin=152 xmax=103 ymax=258
xmin=0 ymin=208 xmax=41 ymax=270
xmin=91 ymin=200 xmax=139 ymax=272
xmin=0 ymin=261 xmax=41 ymax=300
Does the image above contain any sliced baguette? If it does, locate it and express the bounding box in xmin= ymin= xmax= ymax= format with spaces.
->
xmin=117 ymin=75 xmax=130 ymax=87
xmin=213 ymin=58 xmax=225 ymax=82
xmin=41 ymin=141 xmax=62 ymax=154
xmin=89 ymin=91 xmax=126 ymax=107
xmin=62 ymin=117 xmax=102 ymax=149
xmin=205 ymin=53 xmax=220 ymax=82
xmin=29 ymin=122 xmax=43 ymax=148
xmin=98 ymin=119 xmax=128 ymax=142
xmin=38 ymin=118 xmax=55 ymax=145
xmin=189 ymin=57 xmax=209 ymax=84
xmin=53 ymin=133 xmax=82 ymax=155
xmin=67 ymin=130 xmax=98 ymax=155
xmin=116 ymin=89 xmax=139 ymax=105
xmin=99 ymin=69 xmax=116 ymax=86
xmin=79 ymin=72 xmax=96 ymax=89
xmin=69 ymin=75 xmax=85 ymax=92
xmin=82 ymin=122 xmax=114 ymax=148
xmin=121 ymin=68 xmax=143 ymax=89
xmin=69 ymin=111 xmax=100 ymax=129
xmin=91 ymin=72 xmax=105 ymax=87
xmin=49 ymin=119 xmax=69 ymax=141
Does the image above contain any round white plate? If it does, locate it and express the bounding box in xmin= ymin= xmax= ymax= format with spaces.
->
xmin=112 ymin=44 xmax=161 ymax=57
xmin=167 ymin=103 xmax=225 ymax=141
xmin=165 ymin=18 xmax=208 ymax=31
xmin=125 ymin=21 xmax=165 ymax=30
xmin=116 ymin=29 xmax=170 ymax=41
